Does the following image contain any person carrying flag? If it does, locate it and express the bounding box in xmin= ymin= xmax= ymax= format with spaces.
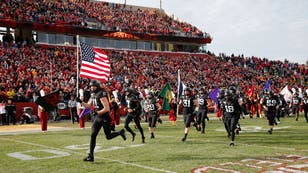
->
xmin=179 ymin=88 xmax=197 ymax=142
xmin=78 ymin=80 xmax=126 ymax=162
xmin=218 ymin=89 xmax=230 ymax=138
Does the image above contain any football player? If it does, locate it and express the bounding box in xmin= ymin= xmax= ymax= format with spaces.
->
xmin=302 ymin=92 xmax=308 ymax=123
xmin=262 ymin=90 xmax=279 ymax=134
xmin=179 ymin=88 xmax=197 ymax=142
xmin=196 ymin=88 xmax=209 ymax=134
xmin=124 ymin=87 xmax=145 ymax=143
xmin=144 ymin=92 xmax=161 ymax=139
xmin=80 ymin=80 xmax=126 ymax=162
xmin=290 ymin=92 xmax=301 ymax=121
xmin=222 ymin=90 xmax=241 ymax=146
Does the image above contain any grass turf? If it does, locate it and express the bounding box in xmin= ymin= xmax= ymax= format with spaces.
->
xmin=0 ymin=114 xmax=307 ymax=173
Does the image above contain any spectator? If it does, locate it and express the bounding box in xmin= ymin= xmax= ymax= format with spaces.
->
xmin=5 ymin=99 xmax=16 ymax=125
xmin=68 ymin=95 xmax=78 ymax=124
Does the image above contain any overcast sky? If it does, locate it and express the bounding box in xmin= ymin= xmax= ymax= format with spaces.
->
xmin=103 ymin=0 xmax=308 ymax=64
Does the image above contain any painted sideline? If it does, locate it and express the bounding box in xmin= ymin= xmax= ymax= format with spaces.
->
xmin=1 ymin=137 xmax=177 ymax=173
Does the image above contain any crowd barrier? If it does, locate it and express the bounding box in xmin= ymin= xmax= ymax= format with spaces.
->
xmin=0 ymin=102 xmax=70 ymax=121
xmin=0 ymin=98 xmax=215 ymax=123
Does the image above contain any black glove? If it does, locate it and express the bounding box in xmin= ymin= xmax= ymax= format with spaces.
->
xmin=95 ymin=111 xmax=99 ymax=116
xmin=76 ymin=97 xmax=82 ymax=103
xmin=92 ymin=110 xmax=100 ymax=116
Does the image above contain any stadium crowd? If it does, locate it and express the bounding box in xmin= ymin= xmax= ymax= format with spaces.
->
xmin=0 ymin=40 xmax=307 ymax=105
xmin=0 ymin=0 xmax=204 ymax=37
xmin=0 ymin=44 xmax=77 ymax=102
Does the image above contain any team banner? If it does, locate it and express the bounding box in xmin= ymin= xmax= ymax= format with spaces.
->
xmin=35 ymin=90 xmax=60 ymax=112
xmin=160 ymin=83 xmax=172 ymax=111
xmin=209 ymin=88 xmax=220 ymax=103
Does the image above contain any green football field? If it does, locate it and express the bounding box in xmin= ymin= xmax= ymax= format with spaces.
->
xmin=0 ymin=114 xmax=307 ymax=173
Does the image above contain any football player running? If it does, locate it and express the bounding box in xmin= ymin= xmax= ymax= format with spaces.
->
xmin=179 ymin=88 xmax=197 ymax=142
xmin=262 ymin=90 xmax=279 ymax=134
xmin=196 ymin=88 xmax=209 ymax=134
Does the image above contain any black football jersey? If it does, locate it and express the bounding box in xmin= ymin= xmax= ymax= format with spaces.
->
xmin=92 ymin=90 xmax=107 ymax=110
xmin=292 ymin=96 xmax=301 ymax=106
xmin=197 ymin=95 xmax=208 ymax=110
xmin=146 ymin=98 xmax=159 ymax=115
xmin=262 ymin=96 xmax=279 ymax=113
xmin=223 ymin=100 xmax=240 ymax=118
xmin=181 ymin=96 xmax=194 ymax=115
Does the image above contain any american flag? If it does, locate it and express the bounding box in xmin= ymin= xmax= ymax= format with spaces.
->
xmin=79 ymin=42 xmax=110 ymax=83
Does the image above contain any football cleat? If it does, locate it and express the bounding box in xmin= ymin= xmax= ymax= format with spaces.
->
xmin=83 ymin=154 xmax=94 ymax=162
xmin=120 ymin=129 xmax=126 ymax=141
xmin=235 ymin=129 xmax=240 ymax=135
xmin=132 ymin=133 xmax=136 ymax=142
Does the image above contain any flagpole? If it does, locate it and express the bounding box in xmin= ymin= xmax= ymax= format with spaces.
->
xmin=176 ymin=69 xmax=180 ymax=118
xmin=76 ymin=35 xmax=80 ymax=98
xmin=75 ymin=35 xmax=80 ymax=124
xmin=50 ymin=57 xmax=53 ymax=87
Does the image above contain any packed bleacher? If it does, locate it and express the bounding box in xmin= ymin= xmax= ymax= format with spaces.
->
xmin=0 ymin=0 xmax=204 ymax=37
xmin=0 ymin=40 xmax=307 ymax=105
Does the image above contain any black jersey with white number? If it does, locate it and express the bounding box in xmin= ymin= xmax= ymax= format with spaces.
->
xmin=92 ymin=90 xmax=107 ymax=110
xmin=197 ymin=95 xmax=208 ymax=110
xmin=223 ymin=99 xmax=241 ymax=118
xmin=146 ymin=98 xmax=159 ymax=115
xmin=262 ymin=95 xmax=279 ymax=113
xmin=292 ymin=96 xmax=301 ymax=106
xmin=126 ymin=95 xmax=140 ymax=116
xmin=181 ymin=96 xmax=194 ymax=115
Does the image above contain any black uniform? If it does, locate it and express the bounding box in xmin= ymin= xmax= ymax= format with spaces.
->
xmin=302 ymin=95 xmax=308 ymax=123
xmin=84 ymin=87 xmax=126 ymax=162
xmin=124 ymin=94 xmax=145 ymax=143
xmin=262 ymin=94 xmax=279 ymax=127
xmin=218 ymin=91 xmax=230 ymax=137
xmin=146 ymin=96 xmax=160 ymax=139
xmin=180 ymin=90 xmax=195 ymax=142
xmin=196 ymin=94 xmax=208 ymax=133
xmin=277 ymin=95 xmax=286 ymax=121
xmin=146 ymin=97 xmax=159 ymax=129
xmin=222 ymin=93 xmax=241 ymax=145
xmin=291 ymin=95 xmax=301 ymax=121
xmin=181 ymin=95 xmax=195 ymax=128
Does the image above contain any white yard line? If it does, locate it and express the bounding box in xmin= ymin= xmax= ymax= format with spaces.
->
xmin=159 ymin=135 xmax=308 ymax=152
xmin=0 ymin=138 xmax=177 ymax=173
xmin=0 ymin=127 xmax=81 ymax=135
